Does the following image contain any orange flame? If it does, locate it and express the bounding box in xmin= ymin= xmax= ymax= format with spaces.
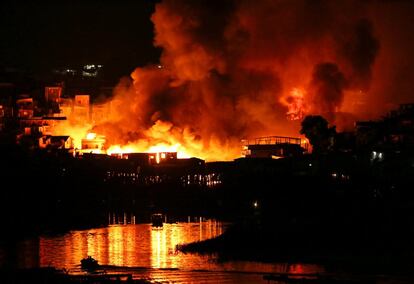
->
xmin=107 ymin=142 xmax=191 ymax=159
xmin=281 ymin=88 xmax=307 ymax=121
xmin=86 ymin=132 xmax=97 ymax=140
xmin=48 ymin=0 xmax=389 ymax=160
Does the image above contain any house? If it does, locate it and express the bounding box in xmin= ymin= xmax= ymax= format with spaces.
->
xmin=39 ymin=135 xmax=73 ymax=150
xmin=242 ymin=136 xmax=307 ymax=159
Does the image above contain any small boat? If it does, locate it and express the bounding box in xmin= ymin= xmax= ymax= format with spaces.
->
xmin=151 ymin=213 xmax=163 ymax=228
xmin=81 ymin=256 xmax=100 ymax=271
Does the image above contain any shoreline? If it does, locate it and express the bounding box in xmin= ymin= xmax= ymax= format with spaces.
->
xmin=177 ymin=220 xmax=414 ymax=275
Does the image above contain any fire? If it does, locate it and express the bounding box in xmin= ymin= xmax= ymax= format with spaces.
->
xmin=50 ymin=1 xmax=383 ymax=161
xmin=148 ymin=143 xmax=190 ymax=158
xmin=86 ymin=132 xmax=97 ymax=140
xmin=99 ymin=118 xmax=242 ymax=161
xmin=51 ymin=114 xmax=241 ymax=161
xmin=50 ymin=121 xmax=92 ymax=150
xmin=107 ymin=142 xmax=191 ymax=159
xmin=281 ymin=88 xmax=307 ymax=121
xmin=106 ymin=145 xmax=136 ymax=155
xmin=105 ymin=120 xmax=194 ymax=159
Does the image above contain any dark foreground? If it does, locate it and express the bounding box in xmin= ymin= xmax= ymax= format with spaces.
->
xmin=1 ymin=267 xmax=143 ymax=284
xmin=2 ymin=143 xmax=414 ymax=282
xmin=178 ymin=215 xmax=414 ymax=275
xmin=2 ymin=266 xmax=414 ymax=284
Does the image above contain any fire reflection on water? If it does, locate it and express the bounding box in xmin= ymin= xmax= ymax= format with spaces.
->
xmin=0 ymin=220 xmax=328 ymax=282
xmin=151 ymin=229 xmax=166 ymax=268
xmin=38 ymin=220 xmax=225 ymax=270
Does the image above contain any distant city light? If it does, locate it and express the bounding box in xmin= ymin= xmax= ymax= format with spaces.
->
xmin=84 ymin=64 xmax=96 ymax=70
xmin=371 ymin=151 xmax=384 ymax=162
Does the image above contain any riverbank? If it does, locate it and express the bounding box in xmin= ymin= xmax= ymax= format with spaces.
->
xmin=177 ymin=218 xmax=414 ymax=275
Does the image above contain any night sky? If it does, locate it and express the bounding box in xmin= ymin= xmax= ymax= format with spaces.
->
xmin=0 ymin=1 xmax=161 ymax=78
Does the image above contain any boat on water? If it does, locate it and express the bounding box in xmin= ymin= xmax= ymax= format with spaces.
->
xmin=81 ymin=256 xmax=100 ymax=271
xmin=151 ymin=213 xmax=163 ymax=228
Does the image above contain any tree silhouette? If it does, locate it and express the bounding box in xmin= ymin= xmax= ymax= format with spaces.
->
xmin=300 ymin=115 xmax=336 ymax=154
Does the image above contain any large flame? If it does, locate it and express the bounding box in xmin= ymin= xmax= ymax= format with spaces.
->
xmin=51 ymin=0 xmax=389 ymax=160
xmin=101 ymin=119 xmax=241 ymax=160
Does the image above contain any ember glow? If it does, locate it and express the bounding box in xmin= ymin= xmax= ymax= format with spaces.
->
xmin=282 ymin=88 xmax=307 ymax=121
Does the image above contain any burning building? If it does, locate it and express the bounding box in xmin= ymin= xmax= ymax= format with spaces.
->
xmin=242 ymin=136 xmax=308 ymax=159
xmin=80 ymin=132 xmax=106 ymax=154
xmin=16 ymin=97 xmax=34 ymax=119
xmin=39 ymin=135 xmax=73 ymax=150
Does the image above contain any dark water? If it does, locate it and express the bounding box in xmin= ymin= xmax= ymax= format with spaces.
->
xmin=0 ymin=219 xmax=410 ymax=283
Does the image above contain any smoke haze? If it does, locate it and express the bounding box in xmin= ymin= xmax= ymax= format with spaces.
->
xmin=91 ymin=0 xmax=414 ymax=160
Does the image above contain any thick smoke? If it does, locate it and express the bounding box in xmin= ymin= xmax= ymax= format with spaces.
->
xmin=98 ymin=0 xmax=388 ymax=160
xmin=336 ymin=19 xmax=379 ymax=90
xmin=309 ymin=62 xmax=347 ymax=119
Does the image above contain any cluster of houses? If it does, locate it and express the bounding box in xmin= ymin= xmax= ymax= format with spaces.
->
xmin=0 ymin=81 xmax=112 ymax=153
xmin=2 ymin=68 xmax=414 ymax=193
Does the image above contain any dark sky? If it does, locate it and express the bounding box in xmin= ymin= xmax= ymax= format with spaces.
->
xmin=0 ymin=0 xmax=161 ymax=78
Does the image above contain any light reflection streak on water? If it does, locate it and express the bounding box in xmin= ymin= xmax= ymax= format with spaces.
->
xmin=109 ymin=226 xmax=123 ymax=266
xmin=150 ymin=228 xmax=163 ymax=268
xmin=37 ymin=221 xmax=327 ymax=283
xmin=38 ymin=221 xmax=227 ymax=270
xmin=2 ymin=221 xmax=411 ymax=283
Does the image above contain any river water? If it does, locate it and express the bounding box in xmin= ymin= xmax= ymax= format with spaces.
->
xmin=0 ymin=219 xmax=409 ymax=283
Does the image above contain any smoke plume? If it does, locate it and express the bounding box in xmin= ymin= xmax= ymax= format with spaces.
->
xmin=309 ymin=62 xmax=347 ymax=118
xmin=94 ymin=0 xmax=412 ymax=160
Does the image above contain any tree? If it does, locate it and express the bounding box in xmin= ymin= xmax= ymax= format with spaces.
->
xmin=300 ymin=115 xmax=336 ymax=154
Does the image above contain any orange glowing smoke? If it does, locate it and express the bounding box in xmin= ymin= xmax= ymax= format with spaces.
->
xmin=52 ymin=0 xmax=386 ymax=160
